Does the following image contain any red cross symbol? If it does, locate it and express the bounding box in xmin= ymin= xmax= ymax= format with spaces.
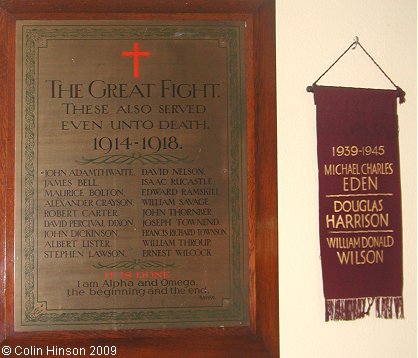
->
xmin=122 ymin=42 xmax=150 ymax=78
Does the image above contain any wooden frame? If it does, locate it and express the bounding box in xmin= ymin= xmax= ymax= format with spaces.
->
xmin=0 ymin=1 xmax=278 ymax=357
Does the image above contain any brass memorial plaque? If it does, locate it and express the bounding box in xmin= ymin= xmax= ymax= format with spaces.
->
xmin=14 ymin=21 xmax=248 ymax=331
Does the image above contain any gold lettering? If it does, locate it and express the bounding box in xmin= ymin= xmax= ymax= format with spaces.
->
xmin=343 ymin=176 xmax=378 ymax=192
xmin=337 ymin=250 xmax=384 ymax=265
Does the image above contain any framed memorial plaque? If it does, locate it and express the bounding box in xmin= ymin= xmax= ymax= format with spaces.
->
xmin=0 ymin=1 xmax=277 ymax=357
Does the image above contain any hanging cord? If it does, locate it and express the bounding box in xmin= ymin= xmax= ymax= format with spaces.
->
xmin=309 ymin=40 xmax=357 ymax=88
xmin=307 ymin=37 xmax=406 ymax=103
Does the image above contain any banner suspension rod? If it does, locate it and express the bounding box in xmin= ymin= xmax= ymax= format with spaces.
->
xmin=306 ymin=36 xmax=406 ymax=103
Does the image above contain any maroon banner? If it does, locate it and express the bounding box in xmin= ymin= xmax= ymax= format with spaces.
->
xmin=314 ymin=85 xmax=403 ymax=321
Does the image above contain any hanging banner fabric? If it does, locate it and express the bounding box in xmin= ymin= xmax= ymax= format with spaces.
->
xmin=314 ymin=85 xmax=404 ymax=321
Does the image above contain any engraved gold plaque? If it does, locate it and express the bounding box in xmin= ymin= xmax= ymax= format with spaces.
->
xmin=14 ymin=21 xmax=248 ymax=331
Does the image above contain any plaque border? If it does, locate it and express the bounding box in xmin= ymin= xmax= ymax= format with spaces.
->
xmin=0 ymin=1 xmax=278 ymax=357
xmin=16 ymin=22 xmax=247 ymax=329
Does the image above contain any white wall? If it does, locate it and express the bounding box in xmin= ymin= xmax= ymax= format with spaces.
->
xmin=277 ymin=1 xmax=417 ymax=357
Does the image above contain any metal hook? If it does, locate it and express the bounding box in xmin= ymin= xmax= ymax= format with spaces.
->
xmin=351 ymin=36 xmax=359 ymax=50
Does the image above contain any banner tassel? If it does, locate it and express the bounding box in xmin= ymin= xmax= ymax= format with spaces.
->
xmin=326 ymin=297 xmax=404 ymax=321
xmin=394 ymin=297 xmax=404 ymax=319
xmin=376 ymin=296 xmax=404 ymax=319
